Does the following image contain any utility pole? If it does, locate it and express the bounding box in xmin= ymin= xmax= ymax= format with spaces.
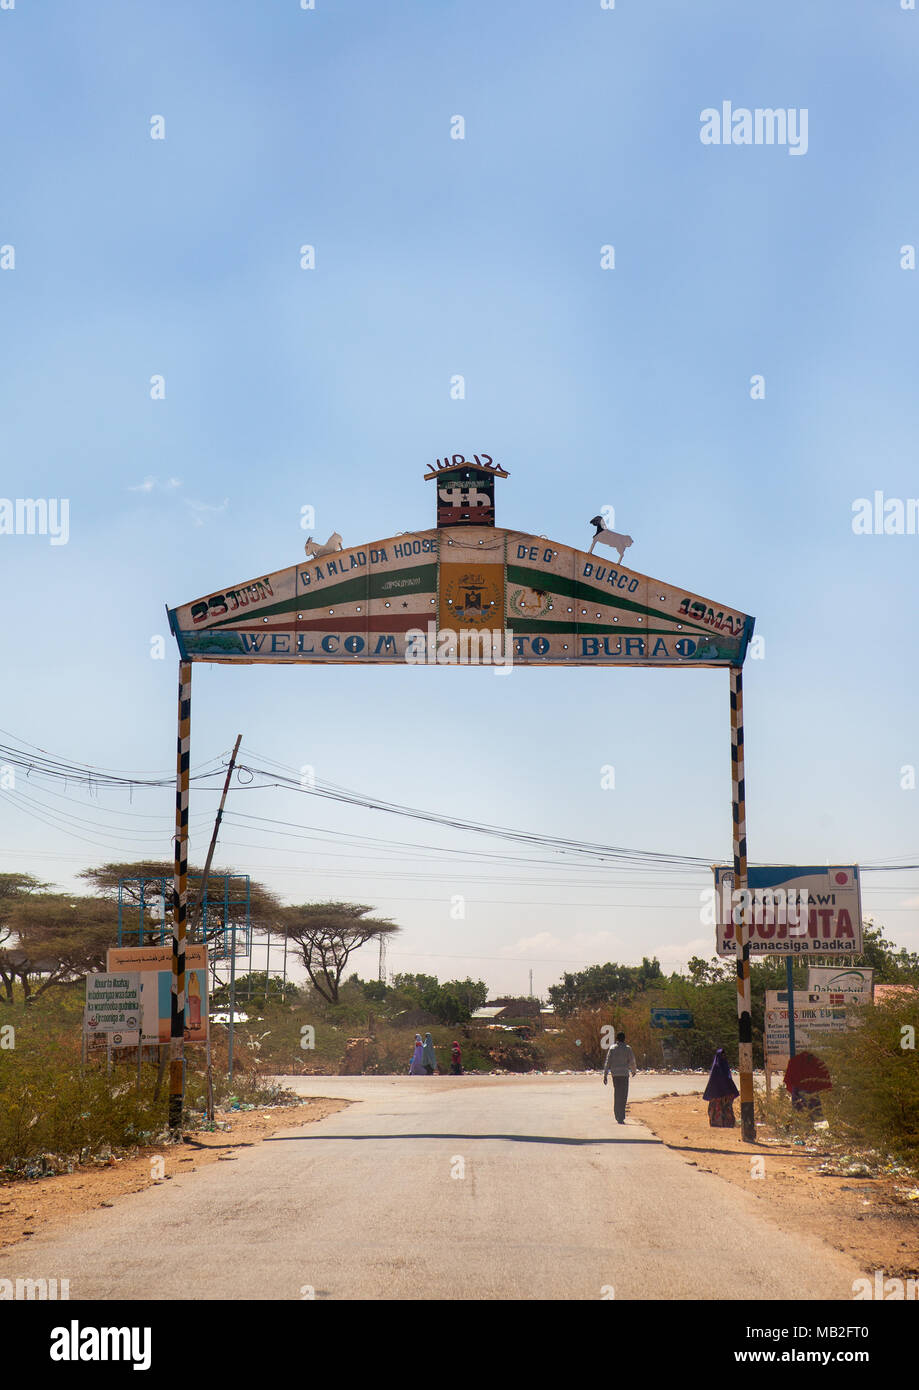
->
xmin=191 ymin=735 xmax=243 ymax=934
xmin=169 ymin=724 xmax=241 ymax=1132
xmin=193 ymin=734 xmax=242 ymax=1122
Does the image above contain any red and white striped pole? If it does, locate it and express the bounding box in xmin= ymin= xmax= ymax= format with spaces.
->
xmin=169 ymin=660 xmax=192 ymax=1132
xmin=730 ymin=666 xmax=756 ymax=1142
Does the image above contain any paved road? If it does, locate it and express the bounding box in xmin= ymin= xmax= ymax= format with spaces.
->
xmin=0 ymin=1074 xmax=866 ymax=1300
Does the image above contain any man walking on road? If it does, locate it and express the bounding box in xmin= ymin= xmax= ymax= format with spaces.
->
xmin=603 ymin=1031 xmax=638 ymax=1124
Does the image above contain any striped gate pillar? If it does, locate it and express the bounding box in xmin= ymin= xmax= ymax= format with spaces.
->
xmin=730 ymin=666 xmax=756 ymax=1143
xmin=169 ymin=660 xmax=192 ymax=1132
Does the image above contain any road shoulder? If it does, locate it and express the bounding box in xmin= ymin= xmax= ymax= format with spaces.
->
xmin=0 ymin=1097 xmax=350 ymax=1252
xmin=631 ymin=1091 xmax=919 ymax=1280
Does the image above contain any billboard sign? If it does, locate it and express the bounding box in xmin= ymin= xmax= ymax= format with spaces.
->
xmin=650 ymin=1008 xmax=694 ymax=1028
xmin=807 ymin=966 xmax=874 ymax=1004
xmin=168 ymin=528 xmax=754 ymax=669
xmin=84 ymin=972 xmax=142 ymax=1035
xmin=713 ymin=865 xmax=862 ymax=957
xmin=764 ymin=989 xmax=850 ymax=1054
xmin=106 ymin=945 xmax=208 ymax=1043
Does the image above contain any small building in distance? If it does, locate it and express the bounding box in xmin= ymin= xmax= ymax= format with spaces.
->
xmin=471 ymin=998 xmax=546 ymax=1035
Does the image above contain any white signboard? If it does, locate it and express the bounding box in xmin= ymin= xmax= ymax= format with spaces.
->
xmin=713 ymin=865 xmax=862 ymax=957
xmin=764 ymin=989 xmax=850 ymax=1054
xmin=84 ymin=972 xmax=143 ymax=1036
xmin=807 ymin=966 xmax=874 ymax=1004
xmin=106 ymin=946 xmax=208 ymax=1043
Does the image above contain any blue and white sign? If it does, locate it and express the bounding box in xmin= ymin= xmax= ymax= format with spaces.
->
xmin=650 ymin=1008 xmax=694 ymax=1029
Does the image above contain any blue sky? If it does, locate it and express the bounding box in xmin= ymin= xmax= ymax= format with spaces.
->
xmin=1 ymin=0 xmax=917 ymax=996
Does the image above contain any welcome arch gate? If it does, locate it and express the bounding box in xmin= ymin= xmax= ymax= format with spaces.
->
xmin=167 ymin=460 xmax=757 ymax=1137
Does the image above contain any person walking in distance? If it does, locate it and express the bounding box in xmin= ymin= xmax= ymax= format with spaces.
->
xmin=603 ymin=1030 xmax=638 ymax=1124
xmin=422 ymin=1032 xmax=437 ymax=1075
xmin=409 ymin=1034 xmax=425 ymax=1075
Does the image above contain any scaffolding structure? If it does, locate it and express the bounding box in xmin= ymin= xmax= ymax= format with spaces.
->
xmin=116 ymin=873 xmax=253 ymax=998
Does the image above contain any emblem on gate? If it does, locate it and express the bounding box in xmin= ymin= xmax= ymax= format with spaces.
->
xmin=508 ymin=587 xmax=551 ymax=619
xmin=441 ymin=568 xmax=503 ymax=627
xmin=423 ymin=453 xmax=509 ymax=528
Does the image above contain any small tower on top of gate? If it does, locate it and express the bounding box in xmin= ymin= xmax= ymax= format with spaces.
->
xmin=423 ymin=453 xmax=509 ymax=528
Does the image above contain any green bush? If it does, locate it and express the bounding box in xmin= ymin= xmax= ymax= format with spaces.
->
xmin=811 ymin=997 xmax=919 ymax=1161
xmin=0 ymin=1001 xmax=300 ymax=1171
xmin=0 ymin=1033 xmax=164 ymax=1170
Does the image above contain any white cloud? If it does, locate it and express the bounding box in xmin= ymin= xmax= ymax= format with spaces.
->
xmin=184 ymin=496 xmax=229 ymax=519
xmin=501 ymin=929 xmax=625 ymax=958
xmin=129 ymin=476 xmax=183 ymax=494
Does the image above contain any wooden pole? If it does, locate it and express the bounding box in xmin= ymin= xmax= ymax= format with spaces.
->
xmin=730 ymin=666 xmax=756 ymax=1142
xmin=190 ymin=734 xmax=242 ymax=933
xmin=190 ymin=733 xmax=242 ymax=1119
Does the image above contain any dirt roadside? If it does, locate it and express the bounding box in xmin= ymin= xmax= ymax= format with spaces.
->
xmin=631 ymin=1091 xmax=919 ymax=1280
xmin=0 ymin=1098 xmax=349 ymax=1251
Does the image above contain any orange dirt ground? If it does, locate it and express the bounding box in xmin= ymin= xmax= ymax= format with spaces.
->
xmin=631 ymin=1091 xmax=919 ymax=1280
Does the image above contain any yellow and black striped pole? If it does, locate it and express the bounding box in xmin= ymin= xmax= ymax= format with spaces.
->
xmin=730 ymin=666 xmax=756 ymax=1143
xmin=169 ymin=660 xmax=192 ymax=1132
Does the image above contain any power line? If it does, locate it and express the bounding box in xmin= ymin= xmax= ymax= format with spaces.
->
xmin=0 ymin=733 xmax=916 ymax=881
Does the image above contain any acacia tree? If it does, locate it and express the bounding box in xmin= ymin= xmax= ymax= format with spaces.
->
xmin=389 ymin=972 xmax=488 ymax=1023
xmin=0 ymin=873 xmax=51 ymax=1002
xmin=78 ymin=860 xmax=282 ymax=944
xmin=280 ymin=902 xmax=400 ymax=1005
xmin=4 ymin=893 xmax=119 ymax=1002
xmin=548 ymin=958 xmax=663 ymax=1016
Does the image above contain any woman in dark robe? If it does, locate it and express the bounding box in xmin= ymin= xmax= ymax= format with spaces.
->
xmin=703 ymin=1047 xmax=739 ymax=1127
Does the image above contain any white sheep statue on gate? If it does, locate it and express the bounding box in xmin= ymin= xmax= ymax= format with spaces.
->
xmin=588 ymin=516 xmax=633 ymax=563
xmin=304 ymin=531 xmax=343 ymax=560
